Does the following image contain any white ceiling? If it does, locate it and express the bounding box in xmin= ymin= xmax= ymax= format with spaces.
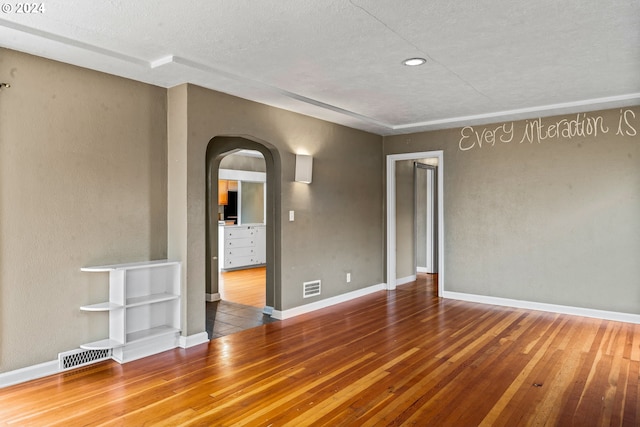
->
xmin=1 ymin=0 xmax=639 ymax=135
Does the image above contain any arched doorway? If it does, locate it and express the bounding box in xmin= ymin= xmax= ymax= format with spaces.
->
xmin=205 ymin=136 xmax=282 ymax=315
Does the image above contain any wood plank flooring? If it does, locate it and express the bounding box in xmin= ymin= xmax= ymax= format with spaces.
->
xmin=219 ymin=266 xmax=266 ymax=308
xmin=2 ymin=274 xmax=640 ymax=426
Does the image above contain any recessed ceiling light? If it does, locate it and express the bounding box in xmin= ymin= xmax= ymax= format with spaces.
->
xmin=403 ymin=57 xmax=426 ymax=66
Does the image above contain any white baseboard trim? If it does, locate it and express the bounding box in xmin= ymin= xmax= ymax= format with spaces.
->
xmin=179 ymin=332 xmax=210 ymax=348
xmin=396 ymin=275 xmax=417 ymax=286
xmin=112 ymin=334 xmax=180 ymax=364
xmin=0 ymin=359 xmax=59 ymax=389
xmin=272 ymin=283 xmax=386 ymax=320
xmin=1 ymin=333 xmax=209 ymax=389
xmin=206 ymin=293 xmax=221 ymax=302
xmin=442 ymin=291 xmax=640 ymax=324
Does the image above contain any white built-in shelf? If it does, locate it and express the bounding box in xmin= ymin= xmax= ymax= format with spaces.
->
xmin=80 ymin=339 xmax=124 ymax=350
xmin=80 ymin=302 xmax=122 ymax=312
xmin=126 ymin=292 xmax=179 ymax=308
xmin=80 ymin=259 xmax=181 ymax=363
xmin=80 ymin=259 xmax=179 ymax=273
xmin=127 ymin=325 xmax=180 ymax=344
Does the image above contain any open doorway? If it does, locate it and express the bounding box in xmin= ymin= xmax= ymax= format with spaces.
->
xmin=217 ymin=152 xmax=267 ymax=309
xmin=414 ymin=161 xmax=438 ymax=295
xmin=205 ymin=136 xmax=282 ymax=339
xmin=386 ymin=151 xmax=444 ymax=295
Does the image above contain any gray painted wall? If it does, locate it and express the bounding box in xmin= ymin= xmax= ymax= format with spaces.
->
xmin=169 ymin=84 xmax=384 ymax=338
xmin=0 ymin=48 xmax=168 ymax=372
xmin=241 ymin=182 xmax=265 ymax=224
xmin=1 ymin=49 xmax=383 ymax=374
xmin=385 ymin=107 xmax=640 ymax=313
xmin=220 ymin=153 xmax=267 ymax=172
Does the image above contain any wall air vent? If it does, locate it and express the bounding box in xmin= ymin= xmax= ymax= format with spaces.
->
xmin=58 ymin=348 xmax=112 ymax=371
xmin=303 ymin=280 xmax=321 ymax=298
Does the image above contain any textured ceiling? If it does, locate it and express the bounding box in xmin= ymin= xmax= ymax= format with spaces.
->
xmin=1 ymin=0 xmax=639 ymax=135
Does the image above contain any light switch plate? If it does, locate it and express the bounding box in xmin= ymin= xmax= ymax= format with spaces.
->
xmin=289 ymin=210 xmax=295 ymax=221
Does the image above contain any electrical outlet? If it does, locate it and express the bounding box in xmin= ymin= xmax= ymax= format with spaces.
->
xmin=346 ymin=273 xmax=351 ymax=283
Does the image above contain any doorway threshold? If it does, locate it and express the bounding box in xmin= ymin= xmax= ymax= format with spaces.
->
xmin=206 ymin=300 xmax=279 ymax=340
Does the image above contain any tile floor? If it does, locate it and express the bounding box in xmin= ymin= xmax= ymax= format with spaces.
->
xmin=206 ymin=300 xmax=279 ymax=340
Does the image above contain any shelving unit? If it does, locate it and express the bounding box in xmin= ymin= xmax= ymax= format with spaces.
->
xmin=80 ymin=260 xmax=181 ymax=363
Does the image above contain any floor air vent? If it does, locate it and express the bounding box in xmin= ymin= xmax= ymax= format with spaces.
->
xmin=58 ymin=348 xmax=112 ymax=371
xmin=303 ymin=280 xmax=321 ymax=298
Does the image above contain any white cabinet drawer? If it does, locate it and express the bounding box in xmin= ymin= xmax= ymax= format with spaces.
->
xmin=225 ymin=237 xmax=255 ymax=248
xmin=224 ymin=227 xmax=256 ymax=239
xmin=225 ymin=255 xmax=258 ymax=269
xmin=225 ymin=246 xmax=255 ymax=257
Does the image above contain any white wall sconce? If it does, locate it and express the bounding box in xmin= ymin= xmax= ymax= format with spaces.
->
xmin=295 ymin=154 xmax=313 ymax=184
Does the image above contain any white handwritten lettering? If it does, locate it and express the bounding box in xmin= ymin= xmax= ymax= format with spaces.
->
xmin=616 ymin=109 xmax=637 ymax=136
xmin=519 ymin=114 xmax=608 ymax=144
xmin=500 ymin=122 xmax=514 ymax=143
xmin=458 ymin=123 xmax=514 ymax=151
xmin=459 ymin=109 xmax=636 ymax=152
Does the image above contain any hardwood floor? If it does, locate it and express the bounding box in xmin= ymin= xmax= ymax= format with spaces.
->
xmin=2 ymin=273 xmax=640 ymax=426
xmin=206 ymin=267 xmax=273 ymax=340
xmin=219 ymin=266 xmax=266 ymax=308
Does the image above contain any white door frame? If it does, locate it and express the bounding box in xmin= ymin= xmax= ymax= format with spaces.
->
xmin=386 ymin=150 xmax=444 ymax=294
xmin=414 ymin=162 xmax=436 ymax=273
